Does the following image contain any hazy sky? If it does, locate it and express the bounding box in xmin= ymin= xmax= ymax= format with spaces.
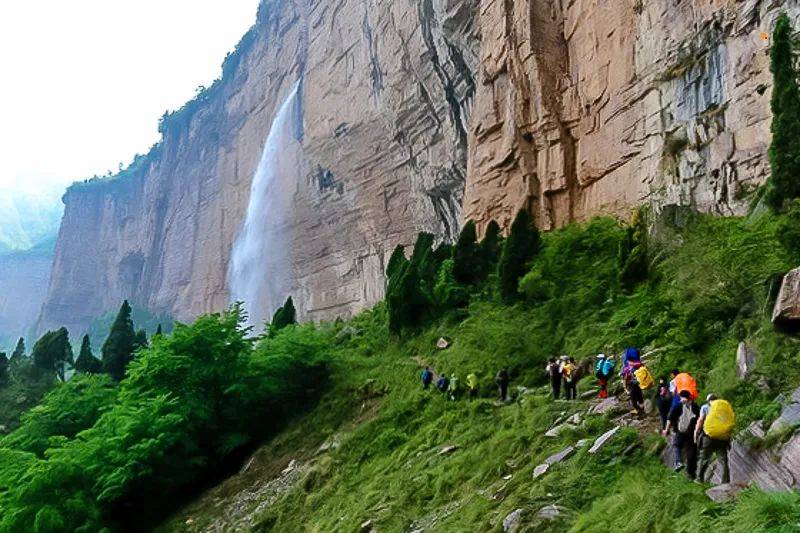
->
xmin=0 ymin=1 xmax=260 ymax=196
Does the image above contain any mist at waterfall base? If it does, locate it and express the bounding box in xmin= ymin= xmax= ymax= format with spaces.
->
xmin=229 ymin=84 xmax=301 ymax=329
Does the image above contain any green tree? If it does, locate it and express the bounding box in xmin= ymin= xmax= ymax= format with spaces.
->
xmin=481 ymin=220 xmax=502 ymax=264
xmin=767 ymin=13 xmax=800 ymax=209
xmin=0 ymin=351 xmax=8 ymax=385
xmin=31 ymin=328 xmax=73 ymax=381
xmin=386 ymin=244 xmax=407 ymax=281
xmin=779 ymin=199 xmax=800 ymax=263
xmin=434 ymin=259 xmax=469 ymax=308
xmin=619 ymin=209 xmax=649 ymax=290
xmin=386 ymin=232 xmax=439 ymax=334
xmin=10 ymin=337 xmax=25 ymax=365
xmin=135 ymin=329 xmax=149 ymax=349
xmin=498 ymin=209 xmax=541 ymax=303
xmin=102 ymin=300 xmax=138 ymax=381
xmin=453 ymin=220 xmax=481 ymax=285
xmin=155 ymin=324 xmax=163 ymax=337
xmin=74 ymin=335 xmax=102 ymax=374
xmin=270 ymin=297 xmax=297 ymax=336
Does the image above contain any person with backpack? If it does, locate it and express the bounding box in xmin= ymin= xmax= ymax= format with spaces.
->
xmin=546 ymin=358 xmax=562 ymax=400
xmin=562 ymin=357 xmax=578 ymax=400
xmin=627 ymin=363 xmax=645 ymax=414
xmin=421 ymin=367 xmax=433 ymax=390
xmin=448 ymin=373 xmax=460 ymax=401
xmin=436 ymin=374 xmax=449 ymax=394
xmin=595 ymin=354 xmax=608 ymax=399
xmin=662 ymin=390 xmax=700 ymax=478
xmin=695 ymin=394 xmax=734 ymax=484
xmin=495 ymin=367 xmax=510 ymax=401
xmin=466 ymin=372 xmax=479 ymax=399
xmin=655 ymin=377 xmax=673 ymax=431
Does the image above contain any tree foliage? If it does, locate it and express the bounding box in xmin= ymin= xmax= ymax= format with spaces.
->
xmin=10 ymin=338 xmax=25 ymax=365
xmin=101 ymin=300 xmax=138 ymax=381
xmin=498 ymin=209 xmax=541 ymax=303
xmin=619 ymin=208 xmax=649 ymax=291
xmin=767 ymin=13 xmax=800 ymax=209
xmin=31 ymin=328 xmax=72 ymax=381
xmin=270 ymin=296 xmax=297 ymax=337
xmin=74 ymin=335 xmax=102 ymax=374
xmin=453 ymin=220 xmax=481 ymax=285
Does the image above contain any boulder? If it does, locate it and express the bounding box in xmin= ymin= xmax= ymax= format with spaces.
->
xmin=705 ymin=484 xmax=743 ymax=503
xmin=545 ymin=423 xmax=578 ymax=438
xmin=736 ymin=342 xmax=757 ymax=379
xmin=589 ymin=426 xmax=621 ymax=454
xmin=503 ymin=508 xmax=524 ymax=532
xmin=580 ymin=389 xmax=599 ymax=399
xmin=568 ymin=413 xmax=582 ymax=425
xmin=591 ymin=397 xmax=624 ymax=415
xmin=772 ymin=267 xmax=800 ymax=328
xmin=436 ymin=337 xmax=450 ymax=350
xmin=536 ymin=505 xmax=563 ymax=520
xmin=768 ymin=386 xmax=800 ymax=434
xmin=532 ymin=464 xmax=550 ymax=479
xmin=545 ymin=445 xmax=575 ymax=466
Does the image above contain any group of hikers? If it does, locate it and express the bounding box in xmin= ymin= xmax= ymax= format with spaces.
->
xmin=420 ymin=366 xmax=512 ymax=402
xmin=589 ymin=348 xmax=735 ymax=484
xmin=420 ymin=346 xmax=737 ymax=485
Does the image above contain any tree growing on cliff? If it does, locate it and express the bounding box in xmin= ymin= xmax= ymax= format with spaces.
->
xmin=480 ymin=220 xmax=503 ymax=275
xmin=498 ymin=209 xmax=541 ymax=303
xmin=32 ymin=328 xmax=73 ymax=381
xmin=74 ymin=335 xmax=102 ymax=374
xmin=767 ymin=13 xmax=800 ymax=210
xmin=10 ymin=337 xmax=25 ymax=365
xmin=386 ymin=232 xmax=439 ymax=334
xmin=102 ymin=300 xmax=138 ymax=381
xmin=453 ymin=221 xmax=481 ymax=285
xmin=386 ymin=245 xmax=408 ymax=282
xmin=619 ymin=208 xmax=649 ymax=291
xmin=0 ymin=352 xmax=8 ymax=385
xmin=269 ymin=297 xmax=297 ymax=337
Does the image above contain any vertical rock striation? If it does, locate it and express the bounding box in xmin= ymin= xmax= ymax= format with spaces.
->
xmin=38 ymin=1 xmax=800 ymax=333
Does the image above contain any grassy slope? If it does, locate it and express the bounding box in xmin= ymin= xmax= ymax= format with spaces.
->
xmin=166 ymin=212 xmax=800 ymax=531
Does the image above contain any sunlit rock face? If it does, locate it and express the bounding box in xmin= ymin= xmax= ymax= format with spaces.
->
xmin=38 ymin=0 xmax=796 ymax=334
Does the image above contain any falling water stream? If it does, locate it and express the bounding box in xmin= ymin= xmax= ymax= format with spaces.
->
xmin=229 ymin=83 xmax=301 ymax=327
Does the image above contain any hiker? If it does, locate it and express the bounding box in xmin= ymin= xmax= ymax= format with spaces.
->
xmin=448 ymin=373 xmax=460 ymax=401
xmin=466 ymin=372 xmax=479 ymax=399
xmin=436 ymin=374 xmax=449 ymax=394
xmin=421 ymin=367 xmax=433 ymax=390
xmin=595 ymin=353 xmax=615 ymax=399
xmin=621 ymin=347 xmax=641 ymax=373
xmin=662 ymin=390 xmax=699 ymax=479
xmin=627 ymin=363 xmax=645 ymax=414
xmin=495 ymin=367 xmax=510 ymax=401
xmin=546 ymin=357 xmax=562 ymax=399
xmin=562 ymin=357 xmax=578 ymax=400
xmin=695 ymin=394 xmax=735 ymax=484
xmin=655 ymin=377 xmax=673 ymax=430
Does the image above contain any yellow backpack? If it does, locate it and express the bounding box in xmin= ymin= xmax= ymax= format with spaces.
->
xmin=704 ymin=400 xmax=735 ymax=440
xmin=634 ymin=366 xmax=654 ymax=389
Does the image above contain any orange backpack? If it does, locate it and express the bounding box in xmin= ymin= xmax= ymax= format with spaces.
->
xmin=673 ymin=373 xmax=698 ymax=400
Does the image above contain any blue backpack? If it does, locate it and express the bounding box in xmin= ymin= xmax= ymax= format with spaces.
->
xmin=601 ymin=359 xmax=616 ymax=377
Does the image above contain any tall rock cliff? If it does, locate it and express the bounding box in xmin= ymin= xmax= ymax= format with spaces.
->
xmin=38 ymin=0 xmax=798 ymax=334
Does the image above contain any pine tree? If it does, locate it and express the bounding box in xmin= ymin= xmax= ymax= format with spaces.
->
xmin=767 ymin=13 xmax=800 ymax=209
xmin=270 ymin=296 xmax=297 ymax=336
xmin=453 ymin=221 xmax=480 ymax=285
xmin=480 ymin=220 xmax=502 ymax=265
xmin=134 ymin=329 xmax=149 ymax=349
xmin=155 ymin=324 xmax=163 ymax=337
xmin=10 ymin=337 xmax=25 ymax=365
xmin=619 ymin=209 xmax=649 ymax=290
xmin=0 ymin=352 xmax=8 ymax=385
xmin=102 ymin=300 xmax=138 ymax=381
xmin=74 ymin=334 xmax=102 ymax=374
xmin=498 ymin=209 xmax=541 ymax=303
xmin=386 ymin=232 xmax=437 ymax=334
xmin=386 ymin=245 xmax=407 ymax=281
xmin=32 ymin=328 xmax=73 ymax=381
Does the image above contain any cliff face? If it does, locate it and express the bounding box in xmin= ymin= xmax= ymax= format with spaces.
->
xmin=38 ymin=0 xmax=797 ymax=333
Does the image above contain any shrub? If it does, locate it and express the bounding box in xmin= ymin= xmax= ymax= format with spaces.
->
xmin=498 ymin=209 xmax=540 ymax=303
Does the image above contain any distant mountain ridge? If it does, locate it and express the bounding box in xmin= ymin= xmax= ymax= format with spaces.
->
xmin=0 ymin=189 xmax=63 ymax=253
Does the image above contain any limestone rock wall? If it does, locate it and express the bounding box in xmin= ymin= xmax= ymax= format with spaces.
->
xmin=38 ymin=0 xmax=798 ymax=334
xmin=465 ymin=0 xmax=798 ymax=231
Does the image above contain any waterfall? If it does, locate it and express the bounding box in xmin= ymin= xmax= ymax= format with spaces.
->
xmin=229 ymin=83 xmax=301 ymax=327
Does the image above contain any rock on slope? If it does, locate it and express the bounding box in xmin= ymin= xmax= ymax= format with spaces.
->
xmin=38 ymin=1 xmax=799 ymax=334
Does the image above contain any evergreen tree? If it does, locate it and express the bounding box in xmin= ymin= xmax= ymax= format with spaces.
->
xmin=386 ymin=245 xmax=407 ymax=281
xmin=498 ymin=209 xmax=541 ymax=303
xmin=32 ymin=328 xmax=72 ymax=381
xmin=386 ymin=232 xmax=437 ymax=334
xmin=270 ymin=296 xmax=297 ymax=336
xmin=10 ymin=337 xmax=25 ymax=365
xmin=134 ymin=329 xmax=149 ymax=349
xmin=0 ymin=351 xmax=8 ymax=385
xmin=74 ymin=334 xmax=102 ymax=374
xmin=102 ymin=300 xmax=138 ymax=381
xmin=619 ymin=209 xmax=649 ymax=290
xmin=434 ymin=259 xmax=469 ymax=309
xmin=767 ymin=13 xmax=800 ymax=209
xmin=453 ymin=221 xmax=480 ymax=285
xmin=480 ymin=220 xmax=502 ymax=266
xmin=155 ymin=324 xmax=163 ymax=337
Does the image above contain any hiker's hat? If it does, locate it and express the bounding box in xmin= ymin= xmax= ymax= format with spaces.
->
xmin=597 ymin=353 xmax=606 ymax=359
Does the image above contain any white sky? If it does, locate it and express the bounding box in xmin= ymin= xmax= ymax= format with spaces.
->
xmin=0 ymin=1 xmax=261 ymax=196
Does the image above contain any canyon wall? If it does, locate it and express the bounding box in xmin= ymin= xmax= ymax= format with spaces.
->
xmin=38 ymin=0 xmax=799 ymax=334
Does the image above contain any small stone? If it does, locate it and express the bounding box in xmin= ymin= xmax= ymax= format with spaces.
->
xmin=439 ymin=445 xmax=459 ymax=455
xmin=185 ymin=518 xmax=194 ymax=526
xmin=544 ymin=423 xmax=577 ymax=438
xmin=736 ymin=342 xmax=757 ymax=379
xmin=568 ymin=413 xmax=582 ymax=425
xmin=360 ymin=519 xmax=375 ymax=533
xmin=580 ymin=390 xmax=598 ymax=399
xmin=575 ymin=439 xmax=591 ymax=448
xmin=589 ymin=426 xmax=621 ymax=454
xmin=591 ymin=397 xmax=623 ymax=415
xmin=545 ymin=445 xmax=575 ymax=465
xmin=705 ymin=483 xmax=743 ymax=503
xmin=532 ymin=464 xmax=549 ymax=479
xmin=536 ymin=505 xmax=562 ymax=520
xmin=502 ymin=474 xmax=513 ymax=480
xmin=503 ymin=508 xmax=524 ymax=532
xmin=282 ymin=459 xmax=299 ymax=475
xmin=436 ymin=337 xmax=450 ymax=349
